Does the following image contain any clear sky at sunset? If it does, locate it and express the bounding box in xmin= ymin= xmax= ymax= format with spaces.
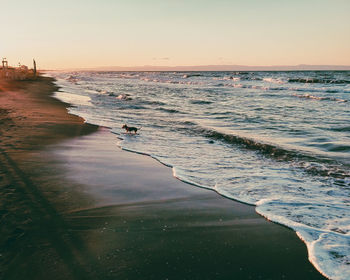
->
xmin=1 ymin=0 xmax=349 ymax=69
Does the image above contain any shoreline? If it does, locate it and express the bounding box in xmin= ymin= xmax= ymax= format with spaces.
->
xmin=0 ymin=76 xmax=326 ymax=279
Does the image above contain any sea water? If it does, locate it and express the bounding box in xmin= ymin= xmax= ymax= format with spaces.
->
xmin=49 ymin=71 xmax=350 ymax=280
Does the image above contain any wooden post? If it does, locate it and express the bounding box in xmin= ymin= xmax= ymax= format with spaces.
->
xmin=33 ymin=59 xmax=37 ymax=78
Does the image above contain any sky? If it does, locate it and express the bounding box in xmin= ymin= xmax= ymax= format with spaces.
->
xmin=1 ymin=0 xmax=349 ymax=69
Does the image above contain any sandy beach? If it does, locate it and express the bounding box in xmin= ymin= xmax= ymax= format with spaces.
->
xmin=0 ymin=77 xmax=326 ymax=279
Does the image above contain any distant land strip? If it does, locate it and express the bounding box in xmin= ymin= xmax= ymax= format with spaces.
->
xmin=58 ymin=64 xmax=350 ymax=72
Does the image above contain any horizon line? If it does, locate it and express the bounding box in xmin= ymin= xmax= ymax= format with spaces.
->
xmin=51 ymin=64 xmax=350 ymax=71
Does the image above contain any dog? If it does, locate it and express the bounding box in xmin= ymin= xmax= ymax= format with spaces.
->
xmin=122 ymin=124 xmax=141 ymax=134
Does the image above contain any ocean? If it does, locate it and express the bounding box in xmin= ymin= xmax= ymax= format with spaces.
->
xmin=50 ymin=70 xmax=350 ymax=280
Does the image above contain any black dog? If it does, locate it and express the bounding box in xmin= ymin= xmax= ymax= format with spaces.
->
xmin=122 ymin=124 xmax=140 ymax=134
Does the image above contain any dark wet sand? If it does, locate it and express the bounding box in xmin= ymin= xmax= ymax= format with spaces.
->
xmin=0 ymin=77 xmax=326 ymax=279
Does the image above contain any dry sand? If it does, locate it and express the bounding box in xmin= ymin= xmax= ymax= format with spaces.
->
xmin=0 ymin=77 xmax=326 ymax=279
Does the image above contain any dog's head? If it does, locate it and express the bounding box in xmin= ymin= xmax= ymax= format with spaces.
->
xmin=122 ymin=124 xmax=127 ymax=129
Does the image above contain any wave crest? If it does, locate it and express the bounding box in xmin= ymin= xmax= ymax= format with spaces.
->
xmin=288 ymin=78 xmax=350 ymax=84
xmin=193 ymin=126 xmax=350 ymax=183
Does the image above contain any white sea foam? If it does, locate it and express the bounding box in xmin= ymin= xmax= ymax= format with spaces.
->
xmin=263 ymin=77 xmax=286 ymax=84
xmin=233 ymin=83 xmax=244 ymax=88
xmin=293 ymin=93 xmax=348 ymax=102
xmin=256 ymin=198 xmax=350 ymax=280
xmin=53 ymin=91 xmax=92 ymax=106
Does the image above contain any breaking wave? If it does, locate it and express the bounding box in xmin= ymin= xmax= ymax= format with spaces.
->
xmin=288 ymin=78 xmax=350 ymax=84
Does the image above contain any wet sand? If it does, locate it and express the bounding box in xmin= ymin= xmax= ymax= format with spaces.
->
xmin=0 ymin=77 xmax=326 ymax=279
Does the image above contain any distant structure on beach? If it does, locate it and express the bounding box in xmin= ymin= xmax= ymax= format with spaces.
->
xmin=2 ymin=58 xmax=8 ymax=70
xmin=0 ymin=58 xmax=37 ymax=80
